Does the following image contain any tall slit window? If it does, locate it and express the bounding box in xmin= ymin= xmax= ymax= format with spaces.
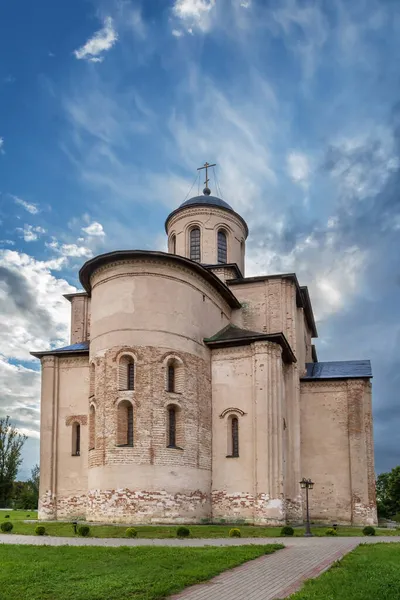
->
xmin=117 ymin=401 xmax=134 ymax=447
xmin=190 ymin=227 xmax=201 ymax=262
xmin=127 ymin=362 xmax=135 ymax=391
xmin=170 ymin=234 xmax=176 ymax=254
xmin=230 ymin=417 xmax=239 ymax=458
xmin=72 ymin=422 xmax=81 ymax=456
xmin=167 ymin=365 xmax=175 ymax=392
xmin=168 ymin=406 xmax=177 ymax=447
xmin=119 ymin=355 xmax=135 ymax=391
xmin=89 ymin=406 xmax=96 ymax=450
xmin=217 ymin=230 xmax=227 ymax=264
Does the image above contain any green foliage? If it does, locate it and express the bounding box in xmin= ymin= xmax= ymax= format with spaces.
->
xmin=176 ymin=526 xmax=190 ymax=538
xmin=228 ymin=528 xmax=241 ymax=537
xmin=5 ymin=515 xmax=9 ymax=518
xmin=363 ymin=526 xmax=376 ymax=536
xmin=35 ymin=526 xmax=46 ymax=536
xmin=376 ymin=467 xmax=400 ymax=518
xmin=0 ymin=416 xmax=27 ymax=508
xmin=0 ymin=521 xmax=13 ymax=532
xmin=325 ymin=528 xmax=338 ymax=536
xmin=280 ymin=526 xmax=294 ymax=536
xmin=77 ymin=525 xmax=90 ymax=537
xmin=0 ymin=544 xmax=282 ymax=600
xmin=125 ymin=527 xmax=137 ymax=538
xmin=392 ymin=513 xmax=400 ymax=522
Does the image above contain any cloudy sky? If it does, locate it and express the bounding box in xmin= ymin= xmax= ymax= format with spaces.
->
xmin=1 ymin=0 xmax=399 ymax=479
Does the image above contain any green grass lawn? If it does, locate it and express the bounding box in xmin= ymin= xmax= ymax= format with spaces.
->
xmin=288 ymin=543 xmax=400 ymax=599
xmin=0 ymin=543 xmax=281 ymax=600
xmin=0 ymin=509 xmax=38 ymax=520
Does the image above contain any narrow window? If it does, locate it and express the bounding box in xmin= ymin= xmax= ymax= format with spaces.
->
xmin=168 ymin=407 xmax=176 ymax=447
xmin=167 ymin=365 xmax=175 ymax=393
xmin=231 ymin=417 xmax=239 ymax=457
xmin=117 ymin=401 xmax=134 ymax=446
xmin=127 ymin=362 xmax=135 ymax=391
xmin=89 ymin=406 xmax=96 ymax=450
xmin=89 ymin=363 xmax=95 ymax=397
xmin=119 ymin=356 xmax=135 ymax=391
xmin=217 ymin=230 xmax=227 ymax=263
xmin=190 ymin=227 xmax=201 ymax=262
xmin=170 ymin=234 xmax=176 ymax=254
xmin=72 ymin=422 xmax=81 ymax=456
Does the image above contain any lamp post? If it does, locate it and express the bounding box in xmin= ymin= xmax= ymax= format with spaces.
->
xmin=300 ymin=477 xmax=314 ymax=537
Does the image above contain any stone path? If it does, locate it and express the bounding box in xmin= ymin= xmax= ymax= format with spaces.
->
xmin=1 ymin=534 xmax=399 ymax=599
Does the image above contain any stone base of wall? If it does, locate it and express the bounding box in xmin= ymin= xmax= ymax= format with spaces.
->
xmin=352 ymin=502 xmax=378 ymax=526
xmin=285 ymin=496 xmax=303 ymax=524
xmin=39 ymin=490 xmax=87 ymax=521
xmin=211 ymin=491 xmax=286 ymax=525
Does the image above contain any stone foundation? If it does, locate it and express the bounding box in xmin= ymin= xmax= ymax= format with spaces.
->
xmin=211 ymin=490 xmax=286 ymax=524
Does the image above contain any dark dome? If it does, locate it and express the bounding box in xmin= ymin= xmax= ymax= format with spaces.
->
xmin=180 ymin=194 xmax=233 ymax=211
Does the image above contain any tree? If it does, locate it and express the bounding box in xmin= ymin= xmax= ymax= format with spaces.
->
xmin=28 ymin=464 xmax=40 ymax=508
xmin=376 ymin=467 xmax=400 ymax=518
xmin=0 ymin=416 xmax=27 ymax=508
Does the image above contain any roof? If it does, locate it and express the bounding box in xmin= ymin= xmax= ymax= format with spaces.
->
xmin=302 ymin=360 xmax=372 ymax=380
xmin=227 ymin=273 xmax=318 ymax=338
xmin=180 ymin=194 xmax=233 ymax=211
xmin=204 ymin=324 xmax=296 ymax=363
xmin=79 ymin=250 xmax=241 ymax=309
xmin=31 ymin=341 xmax=89 ymax=359
xmin=204 ymin=263 xmax=243 ymax=279
xmin=63 ymin=292 xmax=88 ymax=302
xmin=165 ymin=193 xmax=249 ymax=238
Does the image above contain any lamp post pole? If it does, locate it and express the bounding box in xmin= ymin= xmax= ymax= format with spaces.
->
xmin=300 ymin=477 xmax=314 ymax=537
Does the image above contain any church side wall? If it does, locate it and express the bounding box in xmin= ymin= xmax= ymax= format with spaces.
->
xmin=211 ymin=341 xmax=286 ymax=524
xmin=39 ymin=356 xmax=89 ymax=520
xmin=300 ymin=379 xmax=377 ymax=525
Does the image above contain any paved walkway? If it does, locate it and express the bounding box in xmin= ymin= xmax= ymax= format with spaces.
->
xmin=1 ymin=534 xmax=399 ymax=599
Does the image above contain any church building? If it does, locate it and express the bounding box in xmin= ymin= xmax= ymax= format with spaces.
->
xmin=32 ymin=169 xmax=377 ymax=526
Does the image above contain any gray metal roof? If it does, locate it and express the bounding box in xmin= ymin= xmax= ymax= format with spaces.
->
xmin=180 ymin=195 xmax=233 ymax=211
xmin=31 ymin=341 xmax=89 ymax=358
xmin=302 ymin=360 xmax=372 ymax=380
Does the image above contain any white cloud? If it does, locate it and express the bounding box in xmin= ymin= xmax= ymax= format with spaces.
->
xmin=17 ymin=225 xmax=46 ymax=242
xmin=0 ymin=240 xmax=15 ymax=246
xmin=172 ymin=29 xmax=184 ymax=37
xmin=0 ymin=137 xmax=4 ymax=154
xmin=82 ymin=221 xmax=105 ymax=236
xmin=173 ymin=0 xmax=216 ymax=33
xmin=12 ymin=195 xmax=39 ymax=214
xmin=46 ymin=239 xmax=93 ymax=258
xmin=74 ymin=16 xmax=118 ymax=62
xmin=0 ymin=249 xmax=75 ymax=362
xmin=286 ymin=151 xmax=311 ymax=189
xmin=240 ymin=1 xmax=251 ymax=7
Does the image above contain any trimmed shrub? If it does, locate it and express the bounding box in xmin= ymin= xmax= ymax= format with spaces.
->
xmin=280 ymin=526 xmax=294 ymax=537
xmin=325 ymin=528 xmax=338 ymax=536
xmin=363 ymin=526 xmax=376 ymax=536
xmin=1 ymin=521 xmax=13 ymax=532
xmin=176 ymin=526 xmax=190 ymax=538
xmin=229 ymin=528 xmax=241 ymax=538
xmin=125 ymin=527 xmax=137 ymax=538
xmin=35 ymin=526 xmax=46 ymax=536
xmin=77 ymin=525 xmax=90 ymax=537
xmin=5 ymin=515 xmax=10 ymax=519
xmin=26 ymin=514 xmax=30 ymax=518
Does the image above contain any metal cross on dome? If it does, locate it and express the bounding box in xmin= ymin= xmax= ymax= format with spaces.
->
xmin=197 ymin=161 xmax=216 ymax=189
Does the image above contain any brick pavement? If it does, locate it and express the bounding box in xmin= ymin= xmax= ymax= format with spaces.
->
xmin=1 ymin=534 xmax=399 ymax=598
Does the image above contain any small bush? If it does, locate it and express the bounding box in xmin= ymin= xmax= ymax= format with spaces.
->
xmin=176 ymin=526 xmax=190 ymax=538
xmin=325 ymin=528 xmax=338 ymax=536
xmin=35 ymin=526 xmax=46 ymax=536
xmin=363 ymin=526 xmax=376 ymax=536
xmin=0 ymin=521 xmax=13 ymax=532
xmin=229 ymin=528 xmax=241 ymax=537
xmin=281 ymin=526 xmax=294 ymax=536
xmin=393 ymin=513 xmax=400 ymax=523
xmin=77 ymin=525 xmax=90 ymax=537
xmin=125 ymin=527 xmax=137 ymax=538
xmin=26 ymin=514 xmax=30 ymax=518
xmin=5 ymin=515 xmax=10 ymax=519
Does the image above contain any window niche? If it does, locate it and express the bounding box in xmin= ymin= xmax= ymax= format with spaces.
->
xmin=166 ymin=404 xmax=183 ymax=449
xmin=72 ymin=422 xmax=81 ymax=456
xmin=117 ymin=400 xmax=134 ymax=447
xmin=189 ymin=226 xmax=201 ymax=262
xmin=217 ymin=229 xmax=227 ymax=264
xmin=165 ymin=357 xmax=184 ymax=394
xmin=118 ymin=355 xmax=135 ymax=391
xmin=89 ymin=405 xmax=96 ymax=450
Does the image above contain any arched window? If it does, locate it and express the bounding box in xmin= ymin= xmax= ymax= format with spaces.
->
xmin=217 ymin=230 xmax=227 ymax=263
xmin=227 ymin=415 xmax=239 ymax=457
xmin=165 ymin=357 xmax=184 ymax=393
xmin=168 ymin=406 xmax=177 ymax=447
xmin=118 ymin=355 xmax=135 ymax=391
xmin=117 ymin=400 xmax=134 ymax=446
xmin=189 ymin=227 xmax=201 ymax=262
xmin=89 ymin=363 xmax=95 ymax=398
xmin=72 ymin=422 xmax=81 ymax=456
xmin=89 ymin=405 xmax=96 ymax=450
xmin=169 ymin=234 xmax=176 ymax=254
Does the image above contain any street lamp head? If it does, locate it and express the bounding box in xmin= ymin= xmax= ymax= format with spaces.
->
xmin=300 ymin=477 xmax=307 ymax=489
xmin=300 ymin=477 xmax=315 ymax=489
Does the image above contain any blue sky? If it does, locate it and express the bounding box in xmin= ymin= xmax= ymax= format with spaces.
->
xmin=1 ymin=0 xmax=400 ymax=479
